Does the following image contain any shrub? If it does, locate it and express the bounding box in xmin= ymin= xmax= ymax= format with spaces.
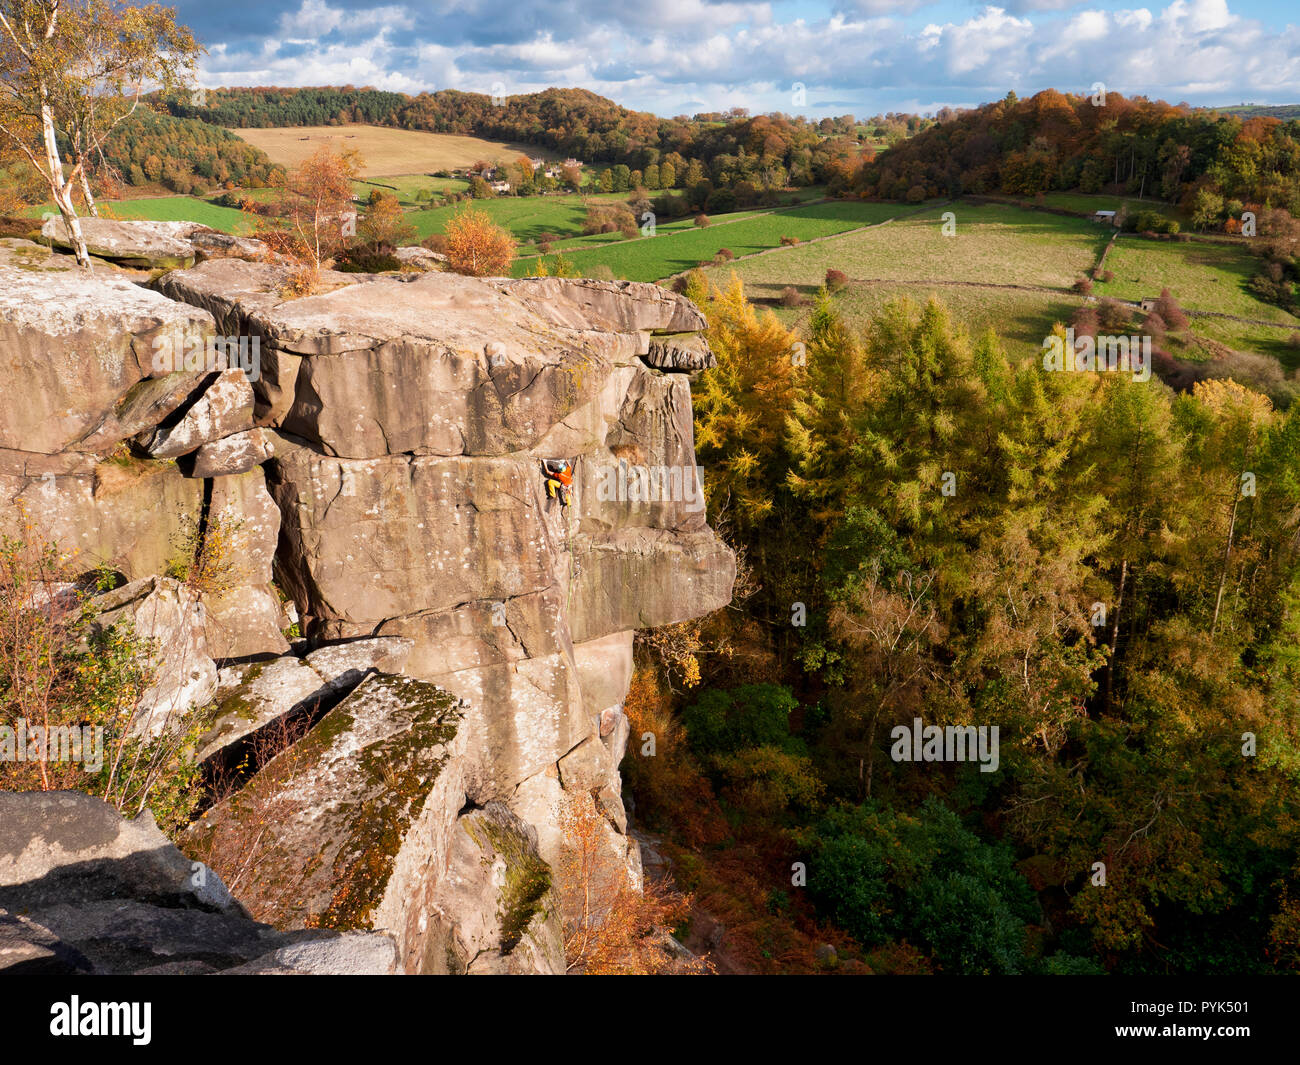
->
xmin=779 ymin=235 xmax=800 ymax=246
xmin=1071 ymin=305 xmax=1099 ymax=338
xmin=583 ymin=203 xmax=636 ymax=236
xmin=693 ymin=214 xmax=710 ymax=228
xmin=1154 ymin=287 xmax=1189 ymax=331
xmin=0 ymin=535 xmax=205 ymax=833
xmin=1073 ymin=276 xmax=1093 ymax=295
xmin=444 ymin=207 xmax=517 ymax=277
xmin=825 ymin=268 xmax=848 ymax=292
xmin=780 ymin=285 xmax=803 ymax=308
xmin=716 ymin=247 xmax=734 ymax=261
xmin=165 ymin=506 xmax=248 ymax=599
xmin=1097 ymin=296 xmax=1134 ymax=333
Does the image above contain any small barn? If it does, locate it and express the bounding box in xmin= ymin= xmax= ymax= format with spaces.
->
xmin=1092 ymin=209 xmax=1118 ymax=225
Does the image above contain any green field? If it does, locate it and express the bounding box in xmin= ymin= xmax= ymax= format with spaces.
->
xmin=354 ymin=174 xmax=470 ymax=204
xmin=697 ymin=200 xmax=1298 ymax=370
xmin=758 ymin=279 xmax=1084 ymax=362
xmin=517 ymin=200 xmax=904 ymax=282
xmin=1037 ymin=191 xmax=1179 ymax=220
xmin=703 ymin=203 xmax=1107 ymax=293
xmin=1094 ymin=236 xmax=1297 ymax=325
xmin=406 ymin=191 xmax=639 ymax=243
xmin=25 ymin=195 xmax=254 ymax=234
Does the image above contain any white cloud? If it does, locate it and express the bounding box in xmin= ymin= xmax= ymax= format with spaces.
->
xmin=198 ymin=0 xmax=1300 ymax=115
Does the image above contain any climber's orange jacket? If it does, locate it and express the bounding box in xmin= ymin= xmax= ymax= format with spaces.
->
xmin=552 ymin=466 xmax=573 ymax=487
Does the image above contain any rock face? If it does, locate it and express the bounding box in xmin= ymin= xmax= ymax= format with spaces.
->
xmin=0 ymin=792 xmax=397 ymax=975
xmin=0 ymin=250 xmax=214 ymax=455
xmin=0 ymin=254 xmax=735 ymax=974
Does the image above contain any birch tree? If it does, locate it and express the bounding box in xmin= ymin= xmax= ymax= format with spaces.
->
xmin=0 ymin=0 xmax=198 ymax=266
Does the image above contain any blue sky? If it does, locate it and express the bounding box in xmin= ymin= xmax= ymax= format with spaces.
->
xmin=179 ymin=0 xmax=1300 ymax=118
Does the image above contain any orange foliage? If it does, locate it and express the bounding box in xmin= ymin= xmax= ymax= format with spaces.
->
xmin=557 ymin=789 xmax=707 ymax=975
xmin=443 ymin=206 xmax=516 ymax=277
xmin=251 ymin=144 xmax=363 ymax=274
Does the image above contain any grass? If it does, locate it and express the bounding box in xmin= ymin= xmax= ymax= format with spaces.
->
xmin=1094 ymin=235 xmax=1297 ymax=325
xmin=518 ymin=200 xmax=903 ymax=282
xmin=406 ymin=191 xmax=636 ymax=243
xmin=758 ymin=280 xmax=1084 ymax=362
xmin=23 ymin=195 xmax=254 ymax=234
xmin=703 ymin=203 xmax=1107 ymax=292
xmin=231 ymin=125 xmax=561 ymax=177
xmin=1037 ymin=191 xmax=1180 ymax=220
xmin=353 ymin=174 xmax=470 ymax=205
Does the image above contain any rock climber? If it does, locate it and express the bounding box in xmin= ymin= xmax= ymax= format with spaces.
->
xmin=542 ymin=458 xmax=573 ymax=507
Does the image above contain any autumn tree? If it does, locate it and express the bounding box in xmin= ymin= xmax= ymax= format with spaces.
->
xmin=252 ymin=143 xmax=362 ymax=282
xmin=442 ymin=205 xmax=515 ymax=277
xmin=356 ymin=190 xmax=414 ymax=253
xmin=557 ymin=789 xmax=705 ymax=975
xmin=0 ymin=0 xmax=199 ymax=265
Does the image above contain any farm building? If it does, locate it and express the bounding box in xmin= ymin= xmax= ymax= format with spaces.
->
xmin=1092 ymin=210 xmax=1118 ymax=225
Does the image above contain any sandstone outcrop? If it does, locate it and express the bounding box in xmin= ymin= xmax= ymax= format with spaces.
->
xmin=39 ymin=217 xmax=274 ymax=271
xmin=0 ymin=251 xmax=735 ymax=974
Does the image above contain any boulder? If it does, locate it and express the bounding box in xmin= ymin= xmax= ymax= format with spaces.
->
xmin=89 ymin=576 xmax=217 ymax=738
xmin=641 ymin=332 xmax=717 ymax=372
xmin=423 ymin=802 xmax=563 ymax=974
xmin=220 ymin=932 xmax=398 ymax=975
xmin=195 ymin=656 xmax=330 ymax=762
xmin=187 ymin=426 xmax=274 ymax=478
xmin=0 ymin=908 xmax=93 ymax=974
xmin=394 ymin=246 xmax=446 ymax=271
xmin=39 ymin=218 xmax=270 ymax=272
xmin=185 ymin=227 xmax=274 ymax=264
xmin=304 ymin=636 xmax=415 ymax=692
xmin=145 ymin=369 xmax=255 ymax=459
xmin=184 ymin=673 xmax=469 ymax=974
xmin=41 ymin=216 xmax=198 ymax=269
xmin=0 ymin=256 xmax=214 ymax=454
xmin=0 ymin=791 xmax=236 ymax=915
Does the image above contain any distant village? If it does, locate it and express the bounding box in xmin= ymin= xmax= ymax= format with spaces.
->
xmin=451 ymin=156 xmax=584 ymax=194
